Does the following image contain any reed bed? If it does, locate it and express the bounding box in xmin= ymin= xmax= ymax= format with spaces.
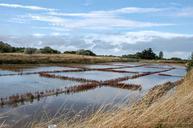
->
xmin=0 ymin=69 xmax=89 ymax=77
xmin=39 ymin=72 xmax=99 ymax=83
xmin=106 ymin=83 xmax=142 ymax=90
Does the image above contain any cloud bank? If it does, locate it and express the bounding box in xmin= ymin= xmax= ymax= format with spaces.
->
xmin=1 ymin=31 xmax=192 ymax=58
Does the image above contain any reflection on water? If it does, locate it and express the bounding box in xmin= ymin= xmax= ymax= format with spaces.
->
xmin=0 ymin=63 xmax=186 ymax=128
xmin=20 ymin=66 xmax=79 ymax=73
xmin=121 ymin=74 xmax=182 ymax=91
xmin=0 ymin=70 xmax=17 ymax=75
xmin=83 ymin=64 xmax=122 ymax=69
xmin=110 ymin=62 xmax=141 ymax=67
xmin=114 ymin=66 xmax=165 ymax=73
xmin=0 ymin=74 xmax=81 ymax=97
xmin=0 ymin=86 xmax=141 ymax=127
xmin=164 ymin=68 xmax=186 ymax=76
xmin=52 ymin=71 xmax=135 ymax=81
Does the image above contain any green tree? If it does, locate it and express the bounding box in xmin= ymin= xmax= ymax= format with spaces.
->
xmin=24 ymin=48 xmax=37 ymax=54
xmin=63 ymin=51 xmax=76 ymax=54
xmin=136 ymin=48 xmax=157 ymax=59
xmin=159 ymin=51 xmax=164 ymax=59
xmin=40 ymin=46 xmax=60 ymax=54
xmin=76 ymin=49 xmax=96 ymax=56
xmin=0 ymin=41 xmax=14 ymax=53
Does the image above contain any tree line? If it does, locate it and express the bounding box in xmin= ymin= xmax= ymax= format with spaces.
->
xmin=0 ymin=41 xmax=96 ymax=56
xmin=0 ymin=41 xmax=60 ymax=54
xmin=122 ymin=48 xmax=184 ymax=61
xmin=122 ymin=48 xmax=164 ymax=60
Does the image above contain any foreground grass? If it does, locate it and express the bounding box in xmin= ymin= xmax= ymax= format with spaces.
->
xmin=34 ymin=69 xmax=193 ymax=128
xmin=0 ymin=53 xmax=133 ymax=64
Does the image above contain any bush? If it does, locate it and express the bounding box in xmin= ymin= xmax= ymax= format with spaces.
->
xmin=123 ymin=48 xmax=158 ymax=60
xmin=0 ymin=41 xmax=25 ymax=53
xmin=170 ymin=57 xmax=182 ymax=61
xmin=159 ymin=51 xmax=164 ymax=59
xmin=122 ymin=54 xmax=137 ymax=58
xmin=40 ymin=46 xmax=60 ymax=54
xmin=187 ymin=53 xmax=193 ymax=71
xmin=76 ymin=49 xmax=96 ymax=56
xmin=24 ymin=48 xmax=37 ymax=54
xmin=63 ymin=51 xmax=76 ymax=54
xmin=136 ymin=48 xmax=158 ymax=59
xmin=187 ymin=61 xmax=193 ymax=71
xmin=0 ymin=41 xmax=14 ymax=53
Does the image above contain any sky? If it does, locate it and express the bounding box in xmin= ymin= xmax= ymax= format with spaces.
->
xmin=0 ymin=0 xmax=193 ymax=58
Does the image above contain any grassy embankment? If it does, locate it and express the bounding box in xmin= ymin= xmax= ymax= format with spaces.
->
xmin=34 ymin=68 xmax=193 ymax=128
xmin=0 ymin=53 xmax=133 ymax=64
xmin=0 ymin=53 xmax=187 ymax=65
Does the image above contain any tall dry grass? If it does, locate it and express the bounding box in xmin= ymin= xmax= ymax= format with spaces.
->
xmin=0 ymin=53 xmax=130 ymax=64
xmin=33 ymin=69 xmax=193 ymax=128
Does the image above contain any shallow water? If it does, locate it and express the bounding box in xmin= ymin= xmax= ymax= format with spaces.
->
xmin=0 ymin=74 xmax=81 ymax=97
xmin=20 ymin=66 xmax=78 ymax=73
xmin=114 ymin=66 xmax=165 ymax=73
xmin=83 ymin=64 xmax=123 ymax=69
xmin=0 ymin=86 xmax=141 ymax=127
xmin=121 ymin=74 xmax=181 ymax=90
xmin=0 ymin=70 xmax=17 ymax=75
xmin=0 ymin=63 xmax=186 ymax=127
xmin=108 ymin=62 xmax=141 ymax=67
xmin=52 ymin=70 xmax=135 ymax=81
xmin=164 ymin=68 xmax=186 ymax=76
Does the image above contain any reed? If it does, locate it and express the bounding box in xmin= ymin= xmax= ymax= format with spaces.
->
xmin=106 ymin=82 xmax=142 ymax=90
xmin=0 ymin=82 xmax=101 ymax=106
xmin=39 ymin=72 xmax=99 ymax=83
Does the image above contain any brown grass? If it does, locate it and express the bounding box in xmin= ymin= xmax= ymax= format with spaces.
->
xmin=0 ymin=53 xmax=130 ymax=64
xmin=33 ymin=69 xmax=193 ymax=128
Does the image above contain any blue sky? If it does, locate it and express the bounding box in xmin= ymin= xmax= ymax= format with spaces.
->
xmin=0 ymin=0 xmax=193 ymax=58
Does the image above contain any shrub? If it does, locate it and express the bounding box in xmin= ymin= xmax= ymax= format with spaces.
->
xmin=40 ymin=46 xmax=60 ymax=54
xmin=123 ymin=48 xmax=158 ymax=60
xmin=0 ymin=41 xmax=14 ymax=53
xmin=159 ymin=51 xmax=164 ymax=59
xmin=76 ymin=49 xmax=96 ymax=56
xmin=136 ymin=48 xmax=158 ymax=59
xmin=63 ymin=51 xmax=76 ymax=54
xmin=24 ymin=48 xmax=37 ymax=54
xmin=187 ymin=53 xmax=193 ymax=71
xmin=170 ymin=57 xmax=182 ymax=61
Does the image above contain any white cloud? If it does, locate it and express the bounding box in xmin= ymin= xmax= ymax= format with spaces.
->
xmin=26 ymin=14 xmax=172 ymax=29
xmin=32 ymin=33 xmax=45 ymax=37
xmin=0 ymin=3 xmax=56 ymax=11
xmin=1 ymin=31 xmax=193 ymax=58
xmin=85 ymin=31 xmax=192 ymax=46
xmin=48 ymin=7 xmax=164 ymax=18
xmin=175 ymin=7 xmax=193 ymax=17
xmin=108 ymin=7 xmax=163 ymax=14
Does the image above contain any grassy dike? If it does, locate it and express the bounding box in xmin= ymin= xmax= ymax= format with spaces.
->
xmin=0 ymin=53 xmax=134 ymax=64
xmin=0 ymin=53 xmax=187 ymax=65
xmin=34 ymin=69 xmax=193 ymax=128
